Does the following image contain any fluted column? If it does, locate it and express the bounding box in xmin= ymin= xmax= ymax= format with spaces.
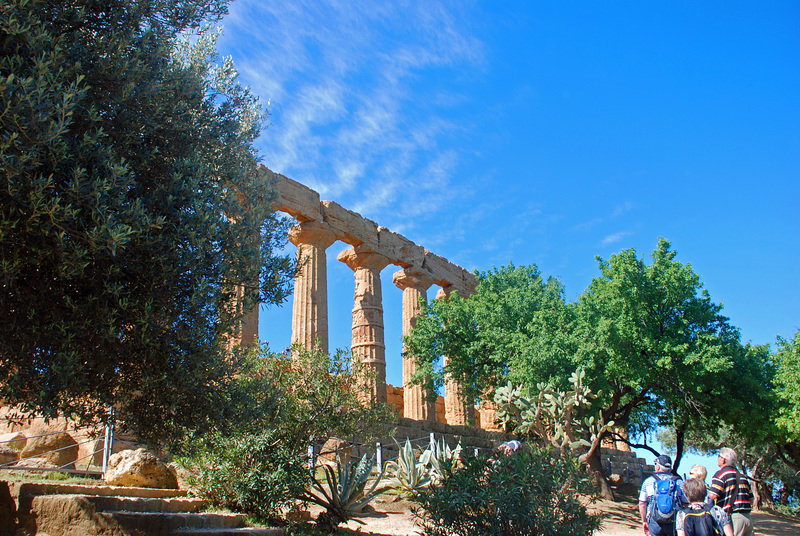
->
xmin=224 ymin=285 xmax=260 ymax=353
xmin=288 ymin=221 xmax=337 ymax=354
xmin=338 ymin=247 xmax=391 ymax=404
xmin=393 ymin=268 xmax=435 ymax=421
xmin=436 ymin=286 xmax=474 ymax=426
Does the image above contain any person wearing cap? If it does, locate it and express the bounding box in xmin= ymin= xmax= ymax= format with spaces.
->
xmin=638 ymin=454 xmax=688 ymax=536
xmin=707 ymin=448 xmax=753 ymax=536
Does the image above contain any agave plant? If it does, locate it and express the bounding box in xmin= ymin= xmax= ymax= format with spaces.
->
xmin=385 ymin=438 xmax=432 ymax=495
xmin=429 ymin=438 xmax=463 ymax=484
xmin=302 ymin=452 xmax=388 ymax=531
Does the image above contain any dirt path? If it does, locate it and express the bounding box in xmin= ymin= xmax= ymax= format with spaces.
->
xmin=324 ymin=495 xmax=800 ymax=536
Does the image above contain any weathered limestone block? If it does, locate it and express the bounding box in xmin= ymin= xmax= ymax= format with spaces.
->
xmin=318 ymin=437 xmax=352 ymax=467
xmin=20 ymin=426 xmax=78 ymax=469
xmin=87 ymin=434 xmax=142 ymax=467
xmin=0 ymin=445 xmax=19 ymax=466
xmin=104 ymin=448 xmax=178 ymax=489
xmin=167 ymin=461 xmax=193 ymax=491
xmin=386 ymin=384 xmax=404 ymax=416
xmin=0 ymin=431 xmax=26 ymax=451
xmin=14 ymin=457 xmax=59 ymax=470
xmin=321 ymin=201 xmax=379 ymax=247
xmin=375 ymin=227 xmax=425 ymax=267
xmin=269 ymin=167 xmax=324 ymax=221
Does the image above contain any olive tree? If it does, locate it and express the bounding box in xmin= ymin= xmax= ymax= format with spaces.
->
xmin=0 ymin=0 xmax=294 ymax=443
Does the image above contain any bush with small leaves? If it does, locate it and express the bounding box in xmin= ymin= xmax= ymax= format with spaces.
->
xmin=410 ymin=446 xmax=600 ymax=536
xmin=177 ymin=430 xmax=308 ymax=526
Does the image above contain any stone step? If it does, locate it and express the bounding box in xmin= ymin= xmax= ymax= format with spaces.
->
xmin=173 ymin=528 xmax=284 ymax=536
xmin=8 ymin=483 xmax=284 ymax=536
xmin=12 ymin=481 xmax=187 ymax=499
xmin=85 ymin=494 xmax=206 ymax=513
xmin=97 ymin=511 xmax=247 ymax=531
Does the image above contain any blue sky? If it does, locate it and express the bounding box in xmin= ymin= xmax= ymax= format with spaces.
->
xmin=216 ymin=1 xmax=798 ymax=459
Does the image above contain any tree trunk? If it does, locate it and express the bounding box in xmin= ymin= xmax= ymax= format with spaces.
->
xmin=673 ymin=425 xmax=686 ymax=473
xmin=750 ymin=456 xmax=773 ymax=511
xmin=755 ymin=479 xmax=774 ymax=510
xmin=586 ymin=447 xmax=616 ymax=501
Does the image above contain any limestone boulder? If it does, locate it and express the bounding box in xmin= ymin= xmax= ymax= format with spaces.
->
xmin=0 ymin=445 xmax=19 ymax=466
xmin=104 ymin=448 xmax=178 ymax=489
xmin=20 ymin=427 xmax=78 ymax=469
xmin=0 ymin=431 xmax=26 ymax=450
xmin=14 ymin=457 xmax=59 ymax=470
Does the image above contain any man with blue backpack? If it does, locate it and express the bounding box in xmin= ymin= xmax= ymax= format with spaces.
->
xmin=639 ymin=455 xmax=689 ymax=535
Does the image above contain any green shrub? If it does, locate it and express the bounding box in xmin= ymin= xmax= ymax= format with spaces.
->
xmin=177 ymin=430 xmax=309 ymax=525
xmin=774 ymin=503 xmax=800 ymax=520
xmin=410 ymin=446 xmax=600 ymax=536
xmin=174 ymin=345 xmax=397 ymax=526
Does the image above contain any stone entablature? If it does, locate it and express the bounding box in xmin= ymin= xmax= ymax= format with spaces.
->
xmin=267 ymin=168 xmax=478 ymax=297
xmin=262 ymin=167 xmax=483 ymax=428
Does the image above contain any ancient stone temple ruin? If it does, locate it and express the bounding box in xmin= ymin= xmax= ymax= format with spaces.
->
xmin=235 ymin=166 xmax=491 ymax=428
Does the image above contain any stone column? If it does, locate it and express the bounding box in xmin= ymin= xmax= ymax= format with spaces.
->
xmin=338 ymin=247 xmax=391 ymax=404
xmin=393 ymin=268 xmax=435 ymax=421
xmin=436 ymin=286 xmax=474 ymax=426
xmin=224 ymin=285 xmax=259 ymax=353
xmin=288 ymin=220 xmax=337 ymax=354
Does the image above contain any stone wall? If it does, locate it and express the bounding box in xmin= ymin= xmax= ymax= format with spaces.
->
xmin=0 ymin=407 xmax=142 ymax=471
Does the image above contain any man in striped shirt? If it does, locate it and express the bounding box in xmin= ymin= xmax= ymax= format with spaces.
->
xmin=708 ymin=447 xmax=753 ymax=536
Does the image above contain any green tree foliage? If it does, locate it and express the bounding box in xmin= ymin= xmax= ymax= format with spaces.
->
xmin=0 ymin=0 xmax=295 ymax=442
xmin=406 ymin=239 xmax=748 ymax=500
xmin=177 ymin=345 xmax=396 ymax=524
xmin=410 ymin=446 xmax=600 ymax=536
xmin=404 ymin=263 xmax=572 ymax=414
xmin=178 ymin=429 xmax=308 ymax=526
xmin=222 ymin=345 xmax=397 ymax=449
xmin=774 ymin=330 xmax=800 ymax=464
xmin=573 ymin=239 xmax=743 ymax=474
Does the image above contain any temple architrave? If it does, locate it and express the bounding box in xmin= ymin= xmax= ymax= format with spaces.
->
xmin=236 ymin=166 xmax=481 ymax=426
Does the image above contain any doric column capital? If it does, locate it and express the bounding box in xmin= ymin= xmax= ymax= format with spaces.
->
xmin=288 ymin=220 xmax=337 ymax=249
xmin=393 ymin=268 xmax=435 ymax=292
xmin=338 ymin=246 xmax=392 ymax=272
xmin=435 ymin=285 xmax=457 ymax=300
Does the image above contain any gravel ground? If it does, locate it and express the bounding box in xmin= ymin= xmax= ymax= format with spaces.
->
xmin=306 ymin=493 xmax=800 ymax=536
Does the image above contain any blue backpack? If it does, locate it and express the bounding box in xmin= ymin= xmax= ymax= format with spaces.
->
xmin=650 ymin=474 xmax=680 ymax=523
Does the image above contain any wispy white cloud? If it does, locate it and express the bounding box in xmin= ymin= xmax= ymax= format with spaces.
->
xmin=612 ymin=201 xmax=635 ymax=217
xmin=600 ymin=231 xmax=634 ymax=246
xmin=219 ymin=0 xmax=485 ymax=232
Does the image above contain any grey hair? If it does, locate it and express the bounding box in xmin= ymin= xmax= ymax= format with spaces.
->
xmin=690 ymin=464 xmax=708 ymax=480
xmin=719 ymin=447 xmax=738 ymax=466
